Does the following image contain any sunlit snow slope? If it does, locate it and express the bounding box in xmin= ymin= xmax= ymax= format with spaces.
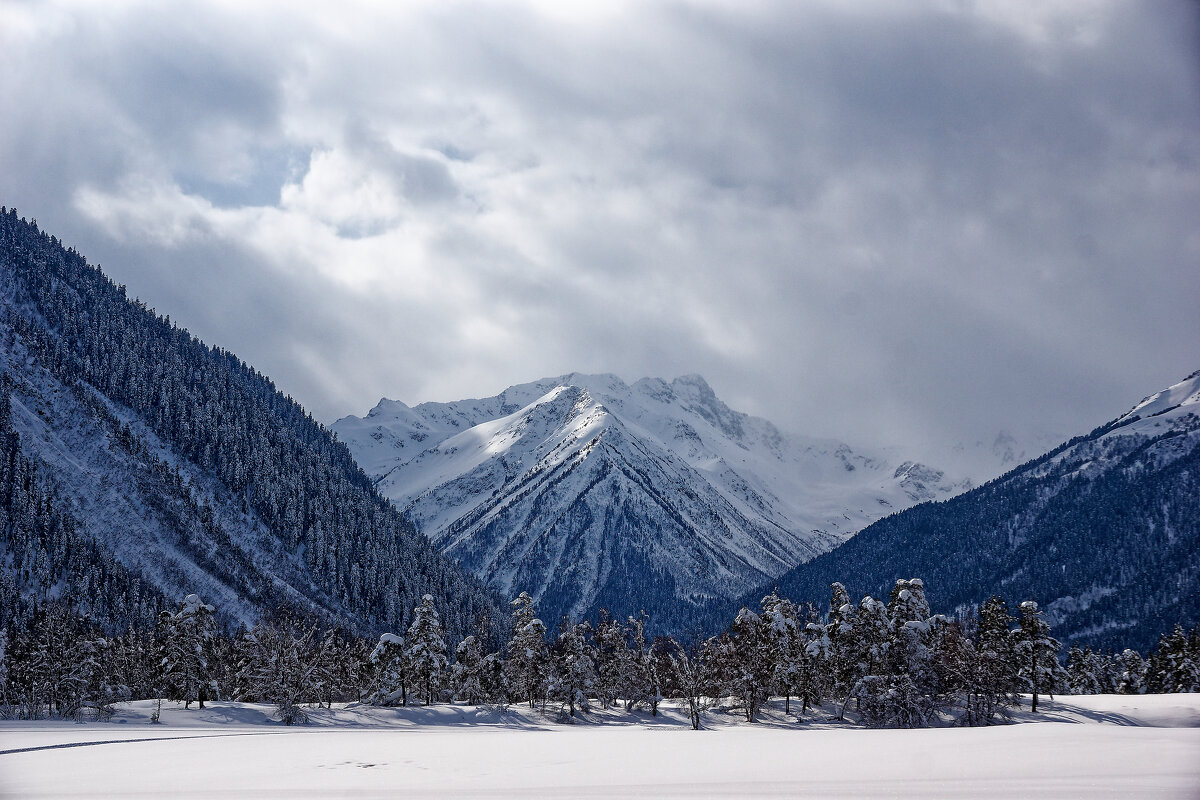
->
xmin=335 ymin=373 xmax=965 ymax=626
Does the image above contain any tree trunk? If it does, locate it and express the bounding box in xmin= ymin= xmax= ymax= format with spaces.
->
xmin=1030 ymin=650 xmax=1039 ymax=713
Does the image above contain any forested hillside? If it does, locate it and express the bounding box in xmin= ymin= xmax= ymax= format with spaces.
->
xmin=0 ymin=209 xmax=500 ymax=638
xmin=742 ymin=372 xmax=1200 ymax=652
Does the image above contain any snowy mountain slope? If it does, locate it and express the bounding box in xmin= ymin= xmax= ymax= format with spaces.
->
xmin=1 ymin=338 xmax=318 ymax=627
xmin=0 ymin=210 xmax=500 ymax=636
xmin=746 ymin=369 xmax=1200 ymax=651
xmin=926 ymin=428 xmax=1068 ymax=487
xmin=335 ymin=373 xmax=966 ymax=626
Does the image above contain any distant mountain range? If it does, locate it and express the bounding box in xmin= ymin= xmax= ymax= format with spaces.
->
xmin=0 ymin=209 xmax=499 ymax=637
xmin=5 ymin=209 xmax=1194 ymax=654
xmin=334 ymin=373 xmax=965 ymax=627
xmin=738 ymin=370 xmax=1200 ymax=651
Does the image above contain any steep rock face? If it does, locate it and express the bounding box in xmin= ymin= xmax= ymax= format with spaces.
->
xmin=336 ymin=373 xmax=965 ymax=626
xmin=747 ymin=370 xmax=1200 ymax=651
xmin=0 ymin=210 xmax=499 ymax=636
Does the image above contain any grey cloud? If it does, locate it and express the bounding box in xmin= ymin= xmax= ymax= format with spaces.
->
xmin=2 ymin=1 xmax=1197 ymax=466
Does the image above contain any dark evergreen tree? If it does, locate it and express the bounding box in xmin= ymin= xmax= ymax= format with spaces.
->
xmin=451 ymin=635 xmax=486 ymax=705
xmin=504 ymin=593 xmax=548 ymax=709
xmin=159 ymin=594 xmax=217 ymax=709
xmin=729 ymin=607 xmax=772 ymax=722
xmin=406 ymin=594 xmax=448 ymax=705
xmin=1013 ymin=601 xmax=1064 ymax=712
xmin=367 ymin=633 xmax=408 ymax=706
xmin=551 ymin=619 xmax=596 ymax=718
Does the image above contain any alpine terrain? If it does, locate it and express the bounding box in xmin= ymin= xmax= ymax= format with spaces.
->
xmin=747 ymin=370 xmax=1200 ymax=651
xmin=334 ymin=373 xmax=966 ymax=628
xmin=0 ymin=210 xmax=500 ymax=637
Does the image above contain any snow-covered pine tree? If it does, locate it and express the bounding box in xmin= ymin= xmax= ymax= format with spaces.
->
xmin=621 ymin=613 xmax=661 ymax=714
xmin=235 ymin=615 xmax=325 ymax=725
xmin=887 ymin=578 xmax=931 ymax=626
xmin=1013 ymin=601 xmax=1063 ymax=712
xmin=729 ymin=606 xmax=772 ymax=722
xmin=451 ymin=635 xmax=485 ymax=705
xmin=504 ymin=592 xmax=548 ymax=709
xmin=1065 ymin=647 xmax=1107 ymax=694
xmin=824 ymin=582 xmax=856 ymax=704
xmin=661 ymin=636 xmax=706 ymax=730
xmin=591 ymin=609 xmax=624 ymax=709
xmin=760 ymin=590 xmax=800 ymax=714
xmin=799 ymin=616 xmax=831 ymax=716
xmin=1116 ymin=648 xmax=1146 ymax=695
xmin=953 ymin=596 xmax=1017 ymax=725
xmin=158 ymin=594 xmax=217 ymax=710
xmin=368 ymin=633 xmax=408 ymax=706
xmin=0 ymin=629 xmax=8 ymax=710
xmin=551 ymin=619 xmax=596 ymax=718
xmin=406 ymin=594 xmax=449 ymax=705
xmin=1147 ymin=625 xmax=1200 ymax=693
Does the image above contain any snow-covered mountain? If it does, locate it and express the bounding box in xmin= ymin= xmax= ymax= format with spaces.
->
xmin=752 ymin=369 xmax=1200 ymax=651
xmin=0 ymin=210 xmax=499 ymax=637
xmin=334 ymin=373 xmax=966 ymax=626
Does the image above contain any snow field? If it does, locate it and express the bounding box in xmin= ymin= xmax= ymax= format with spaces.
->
xmin=2 ymin=695 xmax=1198 ymax=798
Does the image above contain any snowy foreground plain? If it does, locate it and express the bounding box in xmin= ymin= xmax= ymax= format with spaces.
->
xmin=2 ymin=695 xmax=1198 ymax=798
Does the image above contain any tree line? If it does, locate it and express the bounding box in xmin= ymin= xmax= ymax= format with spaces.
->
xmin=4 ymin=579 xmax=1197 ymax=728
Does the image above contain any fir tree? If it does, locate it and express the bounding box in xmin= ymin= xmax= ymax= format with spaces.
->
xmin=1013 ymin=601 xmax=1063 ymax=712
xmin=159 ymin=594 xmax=216 ymax=709
xmin=551 ymin=619 xmax=596 ymax=718
xmin=368 ymin=633 xmax=408 ymax=706
xmin=451 ymin=635 xmax=485 ymax=705
xmin=406 ymin=595 xmax=448 ymax=705
xmin=504 ymin=593 xmax=547 ymax=709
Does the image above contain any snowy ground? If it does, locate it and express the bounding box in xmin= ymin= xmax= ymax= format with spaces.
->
xmin=2 ymin=695 xmax=1198 ymax=798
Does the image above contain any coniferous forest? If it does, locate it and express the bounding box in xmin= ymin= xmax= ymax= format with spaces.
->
xmin=3 ymin=580 xmax=1198 ymax=728
xmin=0 ymin=209 xmax=500 ymax=639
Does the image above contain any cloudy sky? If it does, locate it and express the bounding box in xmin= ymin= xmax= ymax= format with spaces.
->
xmin=2 ymin=0 xmax=1198 ymax=464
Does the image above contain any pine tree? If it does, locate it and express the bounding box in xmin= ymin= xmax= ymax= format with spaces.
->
xmin=1116 ymin=649 xmax=1146 ymax=695
xmin=1012 ymin=601 xmax=1063 ymax=712
xmin=406 ymin=594 xmax=448 ymax=705
xmin=159 ymin=594 xmax=217 ymax=709
xmin=825 ymin=582 xmax=856 ymax=703
xmin=591 ymin=610 xmax=621 ymax=709
xmin=957 ymin=597 xmax=1017 ymax=725
xmin=729 ymin=606 xmax=772 ymax=722
xmin=760 ymin=590 xmax=800 ymax=714
xmin=551 ymin=619 xmax=596 ymax=718
xmin=1148 ymin=625 xmax=1200 ymax=693
xmin=368 ymin=633 xmax=408 ymax=706
xmin=451 ymin=635 xmax=485 ymax=705
xmin=623 ymin=613 xmax=660 ymax=715
xmin=504 ymin=592 xmax=547 ymax=709
xmin=661 ymin=636 xmax=706 ymax=730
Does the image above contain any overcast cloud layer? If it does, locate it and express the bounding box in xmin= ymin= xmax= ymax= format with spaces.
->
xmin=2 ymin=0 xmax=1198 ymax=465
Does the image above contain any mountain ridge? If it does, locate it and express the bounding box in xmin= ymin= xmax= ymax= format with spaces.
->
xmin=0 ymin=209 xmax=500 ymax=637
xmin=733 ymin=369 xmax=1200 ymax=651
xmin=335 ymin=372 xmax=967 ymax=628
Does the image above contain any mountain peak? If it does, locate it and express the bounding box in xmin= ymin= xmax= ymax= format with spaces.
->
xmin=1115 ymin=368 xmax=1200 ymax=428
xmin=333 ymin=372 xmax=963 ymax=628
